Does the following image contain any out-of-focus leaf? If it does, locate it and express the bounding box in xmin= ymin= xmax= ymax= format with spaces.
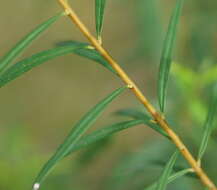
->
xmin=198 ymin=86 xmax=217 ymax=160
xmin=0 ymin=13 xmax=63 ymax=73
xmin=171 ymin=62 xmax=196 ymax=91
xmin=32 ymin=86 xmax=126 ymax=190
xmin=105 ymin=141 xmax=171 ymax=190
xmin=158 ymin=0 xmax=184 ymax=112
xmin=95 ymin=0 xmax=106 ymax=40
xmin=167 ymin=169 xmax=190 ymax=183
xmin=200 ymin=64 xmax=217 ymax=86
xmin=134 ymin=0 xmax=163 ymax=63
xmin=115 ymin=108 xmax=169 ymax=139
xmin=57 ymin=41 xmax=116 ymax=74
xmin=0 ymin=44 xmax=86 ymax=88
xmin=145 ymin=168 xmax=190 ymax=190
xmin=77 ymin=137 xmax=112 ymax=167
xmin=155 ymin=151 xmax=179 ymax=190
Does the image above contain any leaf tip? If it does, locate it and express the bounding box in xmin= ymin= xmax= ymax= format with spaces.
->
xmin=33 ymin=183 xmax=40 ymax=190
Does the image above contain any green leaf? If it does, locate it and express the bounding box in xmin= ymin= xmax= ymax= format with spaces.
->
xmin=115 ymin=108 xmax=150 ymax=120
xmin=77 ymin=137 xmax=112 ymax=167
xmin=95 ymin=0 xmax=106 ymax=40
xmin=32 ymin=86 xmax=126 ymax=190
xmin=198 ymin=86 xmax=217 ymax=160
xmin=115 ymin=108 xmax=169 ymax=139
xmin=155 ymin=151 xmax=179 ymax=190
xmin=106 ymin=141 xmax=171 ymax=190
xmin=0 ymin=44 xmax=86 ymax=88
xmin=0 ymin=13 xmax=63 ymax=74
xmin=64 ymin=119 xmax=144 ymax=157
xmin=145 ymin=168 xmax=190 ymax=190
xmin=74 ymin=48 xmax=115 ymax=73
xmin=167 ymin=169 xmax=190 ymax=183
xmin=57 ymin=41 xmax=116 ymax=74
xmin=157 ymin=0 xmax=184 ymax=112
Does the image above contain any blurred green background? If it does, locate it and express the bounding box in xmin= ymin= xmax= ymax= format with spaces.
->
xmin=0 ymin=0 xmax=217 ymax=189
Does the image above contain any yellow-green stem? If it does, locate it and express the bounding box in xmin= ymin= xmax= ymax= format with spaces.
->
xmin=57 ymin=0 xmax=217 ymax=189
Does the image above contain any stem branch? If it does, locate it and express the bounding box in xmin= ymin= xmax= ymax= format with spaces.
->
xmin=57 ymin=0 xmax=217 ymax=189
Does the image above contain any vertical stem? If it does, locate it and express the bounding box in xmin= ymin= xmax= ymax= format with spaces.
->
xmin=57 ymin=0 xmax=217 ymax=189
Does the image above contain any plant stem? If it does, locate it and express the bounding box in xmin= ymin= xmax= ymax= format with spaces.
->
xmin=57 ymin=0 xmax=217 ymax=189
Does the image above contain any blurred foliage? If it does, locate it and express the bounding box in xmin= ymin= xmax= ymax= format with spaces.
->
xmin=0 ymin=0 xmax=217 ymax=189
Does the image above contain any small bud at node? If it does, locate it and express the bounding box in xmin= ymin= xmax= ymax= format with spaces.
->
xmin=150 ymin=119 xmax=157 ymax=124
xmin=86 ymin=45 xmax=95 ymax=50
xmin=97 ymin=36 xmax=102 ymax=45
xmin=188 ymin=168 xmax=195 ymax=173
xmin=127 ymin=84 xmax=133 ymax=89
xmin=64 ymin=9 xmax=70 ymax=16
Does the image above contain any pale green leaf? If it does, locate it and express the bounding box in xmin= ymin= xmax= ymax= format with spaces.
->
xmin=145 ymin=168 xmax=190 ymax=190
xmin=155 ymin=151 xmax=179 ymax=190
xmin=198 ymin=86 xmax=217 ymax=160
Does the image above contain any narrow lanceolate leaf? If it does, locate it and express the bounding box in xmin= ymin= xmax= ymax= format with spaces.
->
xmin=167 ymin=169 xmax=190 ymax=183
xmin=115 ymin=108 xmax=169 ymax=139
xmin=145 ymin=168 xmax=190 ymax=190
xmin=198 ymin=87 xmax=217 ymax=160
xmin=155 ymin=151 xmax=179 ymax=190
xmin=157 ymin=0 xmax=184 ymax=112
xmin=0 ymin=13 xmax=63 ymax=73
xmin=65 ymin=119 xmax=144 ymax=157
xmin=57 ymin=41 xmax=116 ymax=74
xmin=115 ymin=108 xmax=150 ymax=120
xmin=32 ymin=86 xmax=126 ymax=190
xmin=95 ymin=0 xmax=106 ymax=41
xmin=0 ymin=44 xmax=86 ymax=88
xmin=74 ymin=48 xmax=116 ymax=73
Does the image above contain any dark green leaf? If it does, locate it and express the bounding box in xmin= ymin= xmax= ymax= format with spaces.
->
xmin=143 ymin=120 xmax=169 ymax=139
xmin=0 ymin=44 xmax=86 ymax=88
xmin=95 ymin=0 xmax=107 ymax=40
xmin=155 ymin=151 xmax=179 ymax=190
xmin=74 ymin=48 xmax=115 ymax=73
xmin=65 ymin=119 xmax=144 ymax=157
xmin=57 ymin=41 xmax=116 ymax=74
xmin=115 ymin=108 xmax=169 ymax=138
xmin=0 ymin=13 xmax=63 ymax=74
xmin=77 ymin=137 xmax=112 ymax=167
xmin=115 ymin=108 xmax=150 ymax=120
xmin=157 ymin=0 xmax=184 ymax=112
xmin=32 ymin=86 xmax=126 ymax=190
xmin=198 ymin=86 xmax=217 ymax=160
